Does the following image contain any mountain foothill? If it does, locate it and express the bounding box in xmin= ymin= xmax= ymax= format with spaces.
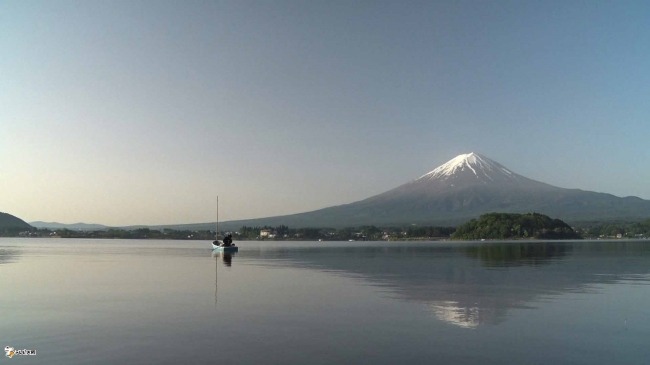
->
xmin=15 ymin=153 xmax=650 ymax=231
xmin=0 ymin=212 xmax=32 ymax=230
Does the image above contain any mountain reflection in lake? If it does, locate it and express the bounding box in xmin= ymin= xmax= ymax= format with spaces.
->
xmin=240 ymin=241 xmax=650 ymax=328
xmin=2 ymin=239 xmax=650 ymax=365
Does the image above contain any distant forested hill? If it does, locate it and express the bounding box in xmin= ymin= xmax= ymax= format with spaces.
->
xmin=29 ymin=221 xmax=110 ymax=230
xmin=451 ymin=213 xmax=581 ymax=240
xmin=0 ymin=212 xmax=32 ymax=229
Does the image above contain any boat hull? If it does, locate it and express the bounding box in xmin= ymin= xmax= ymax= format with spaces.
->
xmin=212 ymin=242 xmax=239 ymax=252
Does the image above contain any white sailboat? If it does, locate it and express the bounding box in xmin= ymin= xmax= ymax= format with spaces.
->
xmin=212 ymin=196 xmax=238 ymax=252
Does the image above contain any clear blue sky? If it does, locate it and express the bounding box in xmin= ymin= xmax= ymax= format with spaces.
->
xmin=2 ymin=0 xmax=649 ymax=225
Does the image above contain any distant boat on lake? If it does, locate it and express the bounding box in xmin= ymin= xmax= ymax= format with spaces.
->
xmin=212 ymin=197 xmax=238 ymax=252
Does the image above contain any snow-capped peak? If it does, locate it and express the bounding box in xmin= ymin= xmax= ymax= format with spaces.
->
xmin=415 ymin=153 xmax=519 ymax=184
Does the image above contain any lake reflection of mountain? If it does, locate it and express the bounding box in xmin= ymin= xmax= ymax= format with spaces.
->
xmin=245 ymin=241 xmax=650 ymax=328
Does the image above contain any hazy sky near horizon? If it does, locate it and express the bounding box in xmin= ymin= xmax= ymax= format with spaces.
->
xmin=2 ymin=0 xmax=649 ymax=226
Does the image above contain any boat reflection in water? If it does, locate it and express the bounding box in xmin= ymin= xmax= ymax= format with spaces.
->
xmin=212 ymin=250 xmax=236 ymax=308
xmin=212 ymin=250 xmax=236 ymax=267
xmin=244 ymin=241 xmax=650 ymax=328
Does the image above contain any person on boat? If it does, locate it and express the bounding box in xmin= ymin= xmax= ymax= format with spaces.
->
xmin=222 ymin=233 xmax=233 ymax=247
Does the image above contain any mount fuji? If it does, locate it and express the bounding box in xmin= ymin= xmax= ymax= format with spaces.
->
xmin=196 ymin=153 xmax=650 ymax=229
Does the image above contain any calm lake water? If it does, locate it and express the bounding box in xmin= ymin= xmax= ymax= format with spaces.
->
xmin=2 ymin=238 xmax=650 ymax=364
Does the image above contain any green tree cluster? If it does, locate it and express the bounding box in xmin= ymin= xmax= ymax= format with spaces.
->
xmin=236 ymin=225 xmax=346 ymax=240
xmin=405 ymin=226 xmax=455 ymax=238
xmin=0 ymin=227 xmax=28 ymax=237
xmin=580 ymin=219 xmax=650 ymax=238
xmin=234 ymin=224 xmax=454 ymax=240
xmin=42 ymin=228 xmax=215 ymax=240
xmin=451 ymin=213 xmax=581 ymax=240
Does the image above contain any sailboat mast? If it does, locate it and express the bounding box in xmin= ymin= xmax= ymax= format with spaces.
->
xmin=216 ymin=196 xmax=219 ymax=240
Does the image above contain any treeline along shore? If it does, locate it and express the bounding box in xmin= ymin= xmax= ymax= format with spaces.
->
xmin=6 ymin=226 xmax=456 ymax=241
xmin=3 ymin=213 xmax=650 ymax=241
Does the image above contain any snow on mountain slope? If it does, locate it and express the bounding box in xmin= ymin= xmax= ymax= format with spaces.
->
xmin=414 ymin=152 xmax=522 ymax=185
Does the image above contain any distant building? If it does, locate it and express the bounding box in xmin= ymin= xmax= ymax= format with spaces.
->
xmin=260 ymin=229 xmax=271 ymax=237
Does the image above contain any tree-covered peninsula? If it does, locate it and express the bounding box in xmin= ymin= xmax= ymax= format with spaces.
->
xmin=0 ymin=212 xmax=32 ymax=236
xmin=451 ymin=213 xmax=581 ymax=240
